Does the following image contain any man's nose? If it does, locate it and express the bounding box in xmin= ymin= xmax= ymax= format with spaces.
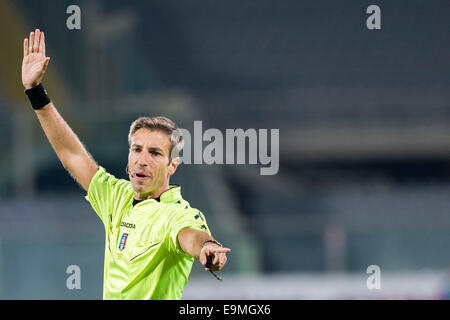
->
xmin=137 ymin=153 xmax=149 ymax=166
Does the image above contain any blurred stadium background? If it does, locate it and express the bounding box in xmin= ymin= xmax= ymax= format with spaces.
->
xmin=0 ymin=0 xmax=449 ymax=299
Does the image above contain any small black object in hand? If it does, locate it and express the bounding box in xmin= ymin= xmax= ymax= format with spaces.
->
xmin=205 ymin=255 xmax=222 ymax=281
xmin=206 ymin=255 xmax=213 ymax=268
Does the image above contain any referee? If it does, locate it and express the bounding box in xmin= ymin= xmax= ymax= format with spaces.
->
xmin=21 ymin=29 xmax=231 ymax=300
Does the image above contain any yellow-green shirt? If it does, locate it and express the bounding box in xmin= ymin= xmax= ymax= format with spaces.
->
xmin=85 ymin=166 xmax=211 ymax=300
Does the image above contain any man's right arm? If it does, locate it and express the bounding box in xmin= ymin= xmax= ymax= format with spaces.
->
xmin=34 ymin=103 xmax=98 ymax=191
xmin=22 ymin=29 xmax=98 ymax=191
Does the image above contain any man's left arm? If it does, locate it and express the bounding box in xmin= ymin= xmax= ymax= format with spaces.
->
xmin=178 ymin=228 xmax=231 ymax=271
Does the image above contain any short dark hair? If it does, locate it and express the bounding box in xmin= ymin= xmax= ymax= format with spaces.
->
xmin=128 ymin=116 xmax=184 ymax=160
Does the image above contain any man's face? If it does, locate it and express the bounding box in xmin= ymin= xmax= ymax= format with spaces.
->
xmin=128 ymin=128 xmax=179 ymax=199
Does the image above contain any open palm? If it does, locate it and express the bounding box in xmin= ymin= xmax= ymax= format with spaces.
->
xmin=22 ymin=29 xmax=50 ymax=89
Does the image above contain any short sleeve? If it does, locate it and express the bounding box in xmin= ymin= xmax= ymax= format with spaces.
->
xmin=168 ymin=208 xmax=211 ymax=256
xmin=85 ymin=166 xmax=129 ymax=226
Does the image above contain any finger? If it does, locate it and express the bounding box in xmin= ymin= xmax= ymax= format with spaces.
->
xmin=40 ymin=32 xmax=46 ymax=56
xmin=42 ymin=57 xmax=50 ymax=72
xmin=213 ymin=254 xmax=219 ymax=266
xmin=214 ymin=252 xmax=227 ymax=265
xmin=34 ymin=29 xmax=40 ymax=53
xmin=29 ymin=31 xmax=34 ymax=53
xmin=40 ymin=32 xmax=45 ymax=57
xmin=216 ymin=255 xmax=227 ymax=269
xmin=211 ymin=254 xmax=226 ymax=270
xmin=199 ymin=251 xmax=207 ymax=266
xmin=24 ymin=38 xmax=29 ymax=57
xmin=211 ymin=247 xmax=231 ymax=254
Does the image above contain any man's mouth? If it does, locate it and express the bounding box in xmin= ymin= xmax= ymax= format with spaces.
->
xmin=134 ymin=172 xmax=151 ymax=181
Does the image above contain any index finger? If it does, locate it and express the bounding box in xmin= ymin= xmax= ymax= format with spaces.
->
xmin=40 ymin=32 xmax=46 ymax=56
xmin=210 ymin=247 xmax=231 ymax=254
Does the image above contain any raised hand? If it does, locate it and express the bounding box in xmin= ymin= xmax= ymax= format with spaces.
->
xmin=22 ymin=29 xmax=50 ymax=89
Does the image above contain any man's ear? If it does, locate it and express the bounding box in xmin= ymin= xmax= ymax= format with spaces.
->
xmin=168 ymin=157 xmax=180 ymax=176
xmin=126 ymin=152 xmax=132 ymax=177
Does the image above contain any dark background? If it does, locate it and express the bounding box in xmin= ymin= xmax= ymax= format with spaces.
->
xmin=0 ymin=0 xmax=449 ymax=299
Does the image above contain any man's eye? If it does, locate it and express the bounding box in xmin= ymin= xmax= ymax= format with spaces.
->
xmin=151 ymin=151 xmax=161 ymax=156
xmin=133 ymin=148 xmax=141 ymax=152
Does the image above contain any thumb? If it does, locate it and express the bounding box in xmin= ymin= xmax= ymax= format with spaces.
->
xmin=199 ymin=250 xmax=207 ymax=265
xmin=42 ymin=57 xmax=50 ymax=72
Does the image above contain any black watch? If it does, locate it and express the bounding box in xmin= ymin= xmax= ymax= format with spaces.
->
xmin=202 ymin=239 xmax=222 ymax=248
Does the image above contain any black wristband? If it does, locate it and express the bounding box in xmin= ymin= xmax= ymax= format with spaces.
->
xmin=25 ymin=83 xmax=51 ymax=110
xmin=202 ymin=240 xmax=222 ymax=248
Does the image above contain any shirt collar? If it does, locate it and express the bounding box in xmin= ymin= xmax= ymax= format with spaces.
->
xmin=133 ymin=185 xmax=182 ymax=206
xmin=159 ymin=184 xmax=182 ymax=203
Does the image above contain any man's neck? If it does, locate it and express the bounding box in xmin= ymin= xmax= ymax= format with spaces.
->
xmin=134 ymin=184 xmax=170 ymax=201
